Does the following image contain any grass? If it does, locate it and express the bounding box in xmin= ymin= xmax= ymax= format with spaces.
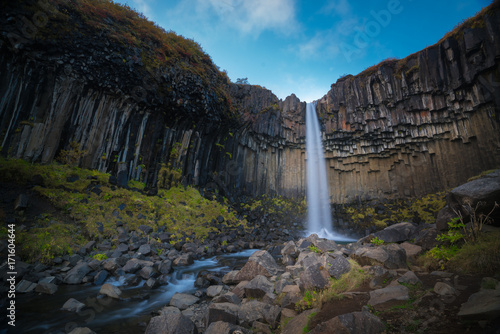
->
xmin=296 ymin=259 xmax=371 ymax=311
xmin=447 ymin=230 xmax=500 ymax=275
xmin=0 ymin=158 xmax=248 ymax=263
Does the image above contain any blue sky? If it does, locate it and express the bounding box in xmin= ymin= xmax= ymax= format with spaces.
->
xmin=114 ymin=0 xmax=491 ymax=102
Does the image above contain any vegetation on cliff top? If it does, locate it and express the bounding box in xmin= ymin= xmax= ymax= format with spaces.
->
xmin=0 ymin=158 xmax=247 ymax=263
xmin=4 ymin=0 xmax=234 ymax=114
xmin=339 ymin=0 xmax=499 ymax=81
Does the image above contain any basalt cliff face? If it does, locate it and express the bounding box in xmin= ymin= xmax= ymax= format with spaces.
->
xmin=1 ymin=0 xmax=499 ymax=203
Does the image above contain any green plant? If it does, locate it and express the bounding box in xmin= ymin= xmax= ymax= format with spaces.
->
xmin=93 ymin=253 xmax=108 ymax=261
xmin=370 ymin=237 xmax=384 ymax=246
xmin=308 ymin=245 xmax=321 ymax=253
xmin=57 ymin=141 xmax=88 ymax=166
xmin=221 ymin=240 xmax=228 ymax=246
xmin=296 ymin=290 xmax=318 ymax=311
xmin=454 ymin=200 xmax=498 ymax=244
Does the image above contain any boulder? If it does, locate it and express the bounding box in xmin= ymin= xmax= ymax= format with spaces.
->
xmin=213 ymin=292 xmax=242 ymax=305
xmin=450 ymin=169 xmax=500 ymax=208
xmin=103 ymin=257 xmax=126 ymax=272
xmin=244 ymin=275 xmax=274 ymax=299
xmin=234 ymin=250 xmax=281 ymax=281
xmin=238 ymin=300 xmax=281 ymax=327
xmin=298 ymin=264 xmax=331 ymax=292
xmin=280 ymin=285 xmax=302 ymax=309
xmin=169 ymin=293 xmax=200 ymax=310
xmin=99 ymin=283 xmax=122 ymax=299
xmin=34 ymin=282 xmax=58 ymax=294
xmin=138 ymin=266 xmax=158 ymax=280
xmin=207 ymin=285 xmax=224 ymax=297
xmin=414 ymin=228 xmax=439 ymax=250
xmin=321 ymin=253 xmax=351 ymax=279
xmin=158 ymin=259 xmax=173 ymax=274
xmin=145 ymin=278 xmax=160 ymax=289
xmin=310 ymin=309 xmax=385 ymax=334
xmin=433 ymin=282 xmax=457 ymax=296
xmin=204 ymin=321 xmax=250 ymax=334
xmin=137 ymin=244 xmax=152 ymax=256
xmin=173 ymin=254 xmax=194 ymax=266
xmin=16 ymin=280 xmax=37 ymax=293
xmin=458 ymin=289 xmax=500 ymax=320
xmin=222 ymin=270 xmax=240 ymax=284
xmin=281 ymin=308 xmax=319 ymax=334
xmin=64 ymin=263 xmax=91 ymax=284
xmin=207 ymin=302 xmax=240 ymax=325
xmin=145 ymin=313 xmax=198 ymax=334
xmin=351 ymin=244 xmax=407 ymax=269
xmin=159 ymin=306 xmax=181 ymax=316
xmin=399 ymin=242 xmax=422 ymax=260
xmin=368 ymin=285 xmax=410 ymax=306
xmin=281 ymin=241 xmax=298 ymax=265
xmin=436 ymin=205 xmax=457 ymax=231
xmin=397 ymin=271 xmax=421 ymax=285
xmin=372 ymin=222 xmax=417 ymax=243
xmin=94 ymin=270 xmax=109 ymax=285
xmin=62 ymin=298 xmax=86 ymax=313
xmin=122 ymin=258 xmax=153 ymax=273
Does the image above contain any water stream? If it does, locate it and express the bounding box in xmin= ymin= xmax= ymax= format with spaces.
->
xmin=13 ymin=249 xmax=257 ymax=334
xmin=305 ymin=102 xmax=354 ymax=242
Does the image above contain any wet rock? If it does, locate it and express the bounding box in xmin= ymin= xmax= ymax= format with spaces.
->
xmin=145 ymin=278 xmax=160 ymax=289
xmin=99 ymin=283 xmax=122 ymax=299
xmin=158 ymin=259 xmax=173 ymax=274
xmin=145 ymin=313 xmax=198 ymax=334
xmin=173 ymin=254 xmax=194 ymax=266
xmin=169 ymin=293 xmax=200 ymax=310
xmin=368 ymin=285 xmax=410 ymax=306
xmin=62 ymin=298 xmax=86 ymax=313
xmin=207 ymin=302 xmax=240 ymax=325
xmin=16 ymin=280 xmax=37 ymax=293
xmin=234 ymin=250 xmax=281 ymax=281
xmin=204 ymin=321 xmax=250 ymax=334
xmin=64 ymin=263 xmax=91 ymax=284
xmin=93 ymin=270 xmax=109 ymax=285
xmin=35 ymin=282 xmax=58 ymax=294
xmin=372 ymin=222 xmax=417 ymax=243
xmin=103 ymin=257 xmax=126 ymax=273
xmin=244 ymin=275 xmax=274 ymax=299
xmin=138 ymin=266 xmax=158 ymax=280
xmin=310 ymin=309 xmax=385 ymax=334
xmin=122 ymin=258 xmax=153 ymax=273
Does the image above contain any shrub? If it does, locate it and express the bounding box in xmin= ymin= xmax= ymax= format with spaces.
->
xmin=370 ymin=237 xmax=384 ymax=246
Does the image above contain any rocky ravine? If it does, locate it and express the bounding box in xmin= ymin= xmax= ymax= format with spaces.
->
xmin=1 ymin=1 xmax=500 ymax=204
xmin=5 ymin=170 xmax=500 ymax=333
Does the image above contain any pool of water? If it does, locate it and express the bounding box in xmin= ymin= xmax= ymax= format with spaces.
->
xmin=12 ymin=249 xmax=258 ymax=334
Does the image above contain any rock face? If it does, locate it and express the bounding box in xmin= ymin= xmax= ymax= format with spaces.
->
xmin=1 ymin=2 xmax=500 ymax=203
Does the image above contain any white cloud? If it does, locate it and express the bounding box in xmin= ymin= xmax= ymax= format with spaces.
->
xmin=201 ymin=0 xmax=299 ymax=36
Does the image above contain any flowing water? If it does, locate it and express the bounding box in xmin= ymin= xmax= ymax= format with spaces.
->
xmin=12 ymin=249 xmax=257 ymax=334
xmin=305 ymin=102 xmax=354 ymax=242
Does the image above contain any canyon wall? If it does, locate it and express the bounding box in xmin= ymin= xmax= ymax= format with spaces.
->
xmin=1 ymin=1 xmax=500 ymax=204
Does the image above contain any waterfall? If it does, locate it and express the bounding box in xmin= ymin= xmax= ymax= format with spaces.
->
xmin=306 ymin=102 xmax=352 ymax=241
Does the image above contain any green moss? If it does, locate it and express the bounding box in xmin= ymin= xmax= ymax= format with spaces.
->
xmin=1 ymin=158 xmax=248 ymax=262
xmin=467 ymin=169 xmax=497 ymax=182
xmin=93 ymin=253 xmax=108 ymax=261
